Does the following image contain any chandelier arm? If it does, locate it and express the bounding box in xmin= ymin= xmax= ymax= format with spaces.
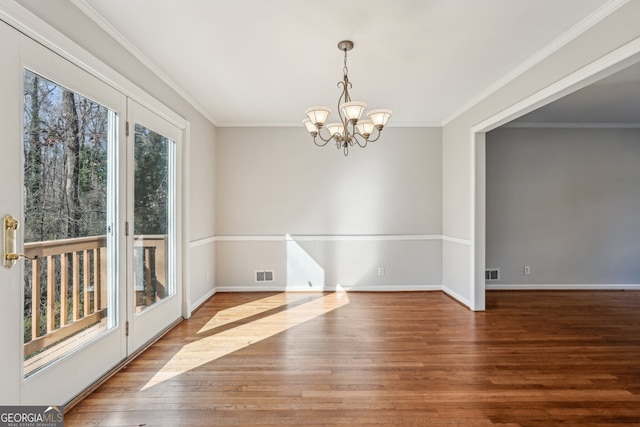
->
xmin=366 ymin=127 xmax=384 ymax=143
xmin=313 ymin=127 xmax=337 ymax=145
xmin=337 ymin=79 xmax=351 ymax=128
xmin=351 ymin=132 xmax=369 ymax=148
xmin=312 ymin=135 xmax=330 ymax=147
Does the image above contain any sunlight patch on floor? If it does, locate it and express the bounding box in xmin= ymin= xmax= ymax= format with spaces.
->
xmin=142 ymin=290 xmax=349 ymax=390
xmin=196 ymin=292 xmax=315 ymax=335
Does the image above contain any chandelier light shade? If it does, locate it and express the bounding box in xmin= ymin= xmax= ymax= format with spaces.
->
xmin=305 ymin=107 xmax=332 ymax=128
xmin=326 ymin=122 xmax=344 ymax=137
xmin=303 ymin=40 xmax=392 ymax=156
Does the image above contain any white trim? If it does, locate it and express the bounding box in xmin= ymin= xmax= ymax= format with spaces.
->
xmin=215 ymin=285 xmax=291 ymax=292
xmin=216 ymin=284 xmax=442 ymax=293
xmin=486 ymin=284 xmax=640 ymax=291
xmin=190 ymin=236 xmax=216 ymax=247
xmin=472 ymin=36 xmax=640 ymax=134
xmin=290 ymin=234 xmax=442 ymax=242
xmin=441 ymin=235 xmax=472 ymax=246
xmin=216 ymin=121 xmax=442 ymax=128
xmin=215 ymin=235 xmax=286 ymax=242
xmin=442 ymin=0 xmax=629 ymax=126
xmin=442 ymin=285 xmax=471 ymax=308
xmin=334 ymin=284 xmax=441 ymax=292
xmin=501 ymin=122 xmax=640 ymax=129
xmin=0 ymin=0 xmax=186 ymax=129
xmin=70 ymin=0 xmax=213 ymax=127
xmin=469 ymin=129 xmax=477 ymax=310
xmin=189 ymin=289 xmax=217 ymax=313
xmin=182 ymin=122 xmax=192 ymax=319
xmin=215 ymin=234 xmax=443 ymax=242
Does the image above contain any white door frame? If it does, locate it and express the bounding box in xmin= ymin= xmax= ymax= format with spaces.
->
xmin=470 ymin=37 xmax=640 ymax=310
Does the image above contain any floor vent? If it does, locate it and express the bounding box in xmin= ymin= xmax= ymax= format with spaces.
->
xmin=485 ymin=268 xmax=500 ymax=281
xmin=255 ymin=270 xmax=274 ymax=282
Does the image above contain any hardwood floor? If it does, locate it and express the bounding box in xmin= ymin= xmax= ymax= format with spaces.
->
xmin=65 ymin=290 xmax=640 ymax=426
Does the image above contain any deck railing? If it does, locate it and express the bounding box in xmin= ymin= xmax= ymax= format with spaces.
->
xmin=24 ymin=236 xmax=107 ymax=357
xmin=23 ymin=234 xmax=167 ymax=358
xmin=133 ymin=235 xmax=168 ymax=312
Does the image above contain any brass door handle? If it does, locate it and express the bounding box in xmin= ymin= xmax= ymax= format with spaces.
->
xmin=3 ymin=214 xmax=36 ymax=269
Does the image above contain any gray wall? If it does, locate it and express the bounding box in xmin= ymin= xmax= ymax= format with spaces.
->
xmin=215 ymin=126 xmax=443 ymax=291
xmin=486 ymin=127 xmax=640 ymax=285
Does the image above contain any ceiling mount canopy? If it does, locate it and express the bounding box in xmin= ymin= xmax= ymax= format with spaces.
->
xmin=303 ymin=40 xmax=392 ymax=156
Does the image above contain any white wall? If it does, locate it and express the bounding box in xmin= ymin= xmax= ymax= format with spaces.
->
xmin=15 ymin=0 xmax=218 ymax=310
xmin=442 ymin=1 xmax=640 ymax=310
xmin=215 ymin=126 xmax=442 ymax=291
xmin=486 ymin=127 xmax=640 ymax=286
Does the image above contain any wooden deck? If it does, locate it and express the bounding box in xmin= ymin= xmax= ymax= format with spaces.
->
xmin=25 ymin=318 xmax=108 ymax=376
xmin=65 ymin=290 xmax=640 ymax=426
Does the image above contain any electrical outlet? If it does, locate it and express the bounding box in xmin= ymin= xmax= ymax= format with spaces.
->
xmin=378 ymin=267 xmax=385 ymax=276
xmin=524 ymin=266 xmax=531 ymax=275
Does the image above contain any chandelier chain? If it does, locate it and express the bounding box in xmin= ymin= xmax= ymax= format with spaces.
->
xmin=343 ymin=48 xmax=349 ymax=78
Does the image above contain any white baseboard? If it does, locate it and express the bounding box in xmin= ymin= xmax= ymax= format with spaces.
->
xmin=215 ymin=284 xmax=442 ymax=293
xmin=442 ymin=285 xmax=472 ymax=308
xmin=215 ymin=285 xmax=284 ymax=293
xmin=188 ymin=288 xmax=216 ymax=313
xmin=337 ymin=284 xmax=441 ymax=292
xmin=486 ymin=283 xmax=640 ymax=290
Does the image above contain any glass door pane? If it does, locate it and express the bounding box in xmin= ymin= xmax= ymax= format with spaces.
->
xmin=133 ymin=123 xmax=176 ymax=313
xmin=22 ymin=69 xmax=117 ymax=377
xmin=126 ymin=99 xmax=182 ymax=354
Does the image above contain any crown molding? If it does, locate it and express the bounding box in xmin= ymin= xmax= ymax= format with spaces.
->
xmin=502 ymin=122 xmax=640 ymax=129
xmin=215 ymin=121 xmax=442 ymax=128
xmin=472 ymin=35 xmax=640 ymax=133
xmin=213 ymin=234 xmax=444 ymax=242
xmin=441 ymin=0 xmax=629 ymax=127
xmin=0 ymin=0 xmax=187 ymax=128
xmin=70 ymin=0 xmax=218 ymax=127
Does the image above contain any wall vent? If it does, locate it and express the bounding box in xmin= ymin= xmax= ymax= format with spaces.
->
xmin=255 ymin=270 xmax=275 ymax=282
xmin=485 ymin=268 xmax=500 ymax=281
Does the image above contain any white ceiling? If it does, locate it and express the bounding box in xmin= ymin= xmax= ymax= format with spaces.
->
xmin=74 ymin=0 xmax=629 ymax=127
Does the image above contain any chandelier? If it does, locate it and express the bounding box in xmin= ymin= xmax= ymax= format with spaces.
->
xmin=302 ymin=40 xmax=392 ymax=156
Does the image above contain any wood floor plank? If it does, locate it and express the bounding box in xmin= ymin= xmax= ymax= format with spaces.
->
xmin=65 ymin=291 xmax=640 ymax=426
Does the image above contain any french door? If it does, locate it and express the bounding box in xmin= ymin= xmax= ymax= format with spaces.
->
xmin=14 ymin=32 xmax=128 ymax=406
xmin=0 ymin=24 xmax=183 ymax=405
xmin=126 ymin=100 xmax=183 ymax=352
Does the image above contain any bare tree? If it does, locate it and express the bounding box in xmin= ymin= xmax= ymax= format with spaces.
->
xmin=62 ymin=90 xmax=81 ymax=238
xmin=24 ymin=74 xmax=45 ymax=240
